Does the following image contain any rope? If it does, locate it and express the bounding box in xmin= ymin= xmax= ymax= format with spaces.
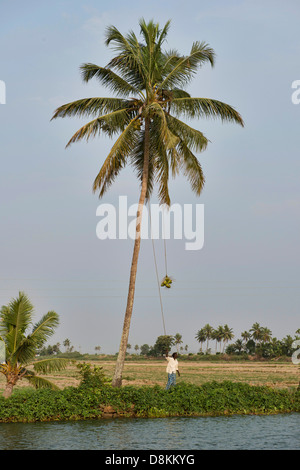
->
xmin=162 ymin=208 xmax=168 ymax=276
xmin=148 ymin=201 xmax=167 ymax=336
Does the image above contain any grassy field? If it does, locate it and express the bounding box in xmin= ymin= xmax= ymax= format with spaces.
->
xmin=0 ymin=358 xmax=299 ymax=393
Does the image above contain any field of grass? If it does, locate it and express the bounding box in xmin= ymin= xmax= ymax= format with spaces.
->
xmin=0 ymin=357 xmax=299 ymax=393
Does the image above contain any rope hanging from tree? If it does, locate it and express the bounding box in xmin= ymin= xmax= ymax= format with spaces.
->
xmin=148 ymin=201 xmax=173 ymax=336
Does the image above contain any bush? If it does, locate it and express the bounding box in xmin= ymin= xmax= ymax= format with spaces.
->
xmin=0 ymin=380 xmax=299 ymax=422
xmin=76 ymin=362 xmax=111 ymax=389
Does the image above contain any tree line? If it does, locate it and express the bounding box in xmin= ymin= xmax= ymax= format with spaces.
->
xmin=195 ymin=322 xmax=300 ymax=358
xmin=135 ymin=322 xmax=299 ymax=359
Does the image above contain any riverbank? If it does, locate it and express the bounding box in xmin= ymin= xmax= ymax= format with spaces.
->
xmin=0 ymin=381 xmax=299 ymax=423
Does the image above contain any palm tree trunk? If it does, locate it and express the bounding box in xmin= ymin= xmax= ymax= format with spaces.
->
xmin=3 ymin=382 xmax=13 ymax=399
xmin=112 ymin=118 xmax=150 ymax=387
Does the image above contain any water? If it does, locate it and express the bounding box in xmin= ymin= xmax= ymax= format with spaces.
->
xmin=0 ymin=414 xmax=299 ymax=450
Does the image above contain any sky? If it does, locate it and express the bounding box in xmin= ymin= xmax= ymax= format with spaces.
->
xmin=1 ymin=0 xmax=299 ymax=354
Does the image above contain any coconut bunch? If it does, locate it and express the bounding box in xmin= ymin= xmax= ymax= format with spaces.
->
xmin=161 ymin=275 xmax=173 ymax=289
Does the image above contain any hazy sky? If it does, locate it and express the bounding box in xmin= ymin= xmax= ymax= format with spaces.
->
xmin=1 ymin=0 xmax=299 ymax=354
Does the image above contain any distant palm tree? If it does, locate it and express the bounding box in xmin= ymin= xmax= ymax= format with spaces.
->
xmin=214 ymin=325 xmax=225 ymax=353
xmin=250 ymin=322 xmax=262 ymax=343
xmin=234 ymin=338 xmax=243 ymax=354
xmin=241 ymin=330 xmax=251 ymax=344
xmin=203 ymin=324 xmax=214 ymax=352
xmin=63 ymin=338 xmax=72 ymax=353
xmin=174 ymin=333 xmax=183 ymax=354
xmin=195 ymin=328 xmax=206 ymax=353
xmin=222 ymin=324 xmax=234 ymax=352
xmin=52 ymin=19 xmax=243 ymax=387
xmin=260 ymin=327 xmax=272 ymax=343
xmin=0 ymin=292 xmax=68 ymax=398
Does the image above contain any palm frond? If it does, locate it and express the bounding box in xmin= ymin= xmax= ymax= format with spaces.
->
xmin=10 ymin=338 xmax=36 ymax=365
xmin=148 ymin=117 xmax=171 ymax=206
xmin=93 ymin=117 xmax=141 ymax=197
xmin=51 ymin=97 xmax=131 ymax=120
xmin=177 ymin=141 xmax=205 ymax=195
xmin=80 ymin=63 xmax=140 ymax=97
xmin=30 ymin=311 xmax=59 ymax=347
xmin=160 ymin=41 xmax=215 ymax=89
xmin=147 ymin=103 xmax=179 ymax=149
xmin=139 ymin=18 xmax=171 ymax=84
xmin=65 ymin=108 xmax=133 ymax=147
xmin=12 ymin=311 xmax=59 ymax=365
xmin=0 ymin=306 xmax=10 ymax=343
xmin=104 ymin=26 xmax=146 ymax=89
xmin=0 ymin=292 xmax=34 ymax=356
xmin=130 ymin=129 xmax=155 ymax=202
xmin=24 ymin=373 xmax=60 ymax=390
xmin=155 ymin=150 xmax=171 ymax=206
xmin=32 ymin=357 xmax=69 ymax=374
xmin=166 ymin=114 xmax=209 ymax=153
xmin=171 ymin=97 xmax=244 ymax=126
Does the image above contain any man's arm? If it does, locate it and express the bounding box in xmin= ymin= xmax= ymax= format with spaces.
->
xmin=176 ymin=359 xmax=180 ymax=376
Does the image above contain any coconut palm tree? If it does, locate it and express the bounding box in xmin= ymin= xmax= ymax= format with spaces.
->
xmin=260 ymin=327 xmax=272 ymax=344
xmin=0 ymin=292 xmax=68 ymax=398
xmin=222 ymin=324 xmax=234 ymax=352
xmin=233 ymin=338 xmax=243 ymax=354
xmin=174 ymin=333 xmax=183 ymax=354
xmin=250 ymin=322 xmax=263 ymax=344
xmin=214 ymin=325 xmax=225 ymax=353
xmin=51 ymin=19 xmax=244 ymax=386
xmin=195 ymin=328 xmax=206 ymax=353
xmin=241 ymin=330 xmax=251 ymax=344
xmin=202 ymin=324 xmax=214 ymax=353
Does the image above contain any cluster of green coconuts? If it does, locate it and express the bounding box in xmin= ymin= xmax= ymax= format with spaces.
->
xmin=161 ymin=275 xmax=173 ymax=288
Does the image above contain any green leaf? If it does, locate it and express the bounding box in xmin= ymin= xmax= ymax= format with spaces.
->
xmin=93 ymin=117 xmax=141 ymax=197
xmin=171 ymin=97 xmax=244 ymax=126
xmin=51 ymin=97 xmax=131 ymax=120
xmin=33 ymin=357 xmax=69 ymax=374
xmin=24 ymin=374 xmax=60 ymax=390
xmin=80 ymin=63 xmax=140 ymax=97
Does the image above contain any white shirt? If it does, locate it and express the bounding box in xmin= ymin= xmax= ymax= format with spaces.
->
xmin=166 ymin=356 xmax=179 ymax=374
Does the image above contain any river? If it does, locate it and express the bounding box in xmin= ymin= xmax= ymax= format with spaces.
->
xmin=0 ymin=413 xmax=299 ymax=450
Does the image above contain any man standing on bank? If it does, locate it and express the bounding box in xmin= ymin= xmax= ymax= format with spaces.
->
xmin=165 ymin=351 xmax=180 ymax=390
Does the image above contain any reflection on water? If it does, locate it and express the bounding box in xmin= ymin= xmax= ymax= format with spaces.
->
xmin=0 ymin=414 xmax=299 ymax=450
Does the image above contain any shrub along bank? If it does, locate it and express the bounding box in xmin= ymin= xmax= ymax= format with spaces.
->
xmin=0 ymin=381 xmax=299 ymax=423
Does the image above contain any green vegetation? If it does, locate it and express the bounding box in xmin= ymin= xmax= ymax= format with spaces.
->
xmin=195 ymin=322 xmax=300 ymax=358
xmin=0 ymin=377 xmax=299 ymax=423
xmin=0 ymin=292 xmax=69 ymax=398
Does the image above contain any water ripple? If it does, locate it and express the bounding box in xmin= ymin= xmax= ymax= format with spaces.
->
xmin=0 ymin=414 xmax=299 ymax=450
